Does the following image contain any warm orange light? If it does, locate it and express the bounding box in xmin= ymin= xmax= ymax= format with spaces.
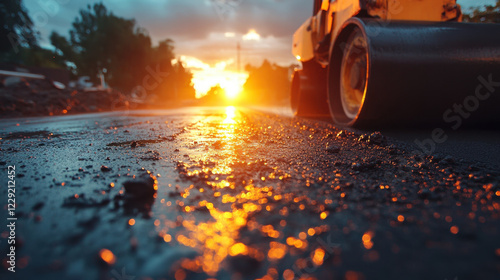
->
xmin=283 ymin=269 xmax=295 ymax=280
xmin=320 ymin=211 xmax=328 ymax=219
xmin=312 ymin=248 xmax=326 ymax=266
xmin=298 ymin=232 xmax=307 ymax=240
xmin=224 ymin=82 xmax=242 ymax=99
xmin=321 ymin=0 xmax=330 ymax=10
xmin=243 ymin=29 xmax=261 ymax=41
xmin=268 ymin=242 xmax=287 ymax=260
xmin=175 ymin=269 xmax=186 ymax=280
xmin=99 ymin=249 xmax=116 ymax=265
xmin=223 ymin=106 xmax=237 ymax=124
xmin=362 ymin=233 xmax=371 ymax=243
xmin=128 ymin=218 xmax=135 ymax=226
xmin=450 ymin=226 xmax=459 ymax=234
xmin=163 ymin=234 xmax=172 ymax=242
xmin=397 ymin=215 xmax=405 ymax=222
xmin=294 ymin=239 xmax=304 ymax=249
xmin=362 ymin=231 xmax=374 ymax=250
xmin=229 ymin=243 xmax=248 ymax=256
xmin=175 ymin=56 xmax=248 ymax=100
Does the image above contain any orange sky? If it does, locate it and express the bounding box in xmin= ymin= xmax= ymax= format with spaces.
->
xmin=174 ymin=29 xmax=266 ymax=99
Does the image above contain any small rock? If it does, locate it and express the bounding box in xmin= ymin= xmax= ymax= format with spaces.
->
xmin=168 ymin=191 xmax=181 ymax=197
xmin=326 ymin=144 xmax=341 ymax=154
xmin=123 ymin=174 xmax=157 ymax=199
xmin=351 ymin=162 xmax=376 ymax=171
xmin=387 ymin=144 xmax=398 ymax=155
xmin=32 ymin=202 xmax=44 ymax=211
xmin=368 ymin=132 xmax=386 ymax=146
xmin=131 ymin=141 xmax=138 ymax=148
xmin=441 ymin=155 xmax=455 ymax=165
xmin=100 ymin=165 xmax=111 ymax=172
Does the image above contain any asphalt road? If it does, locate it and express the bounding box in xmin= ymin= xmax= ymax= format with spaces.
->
xmin=1 ymin=107 xmax=499 ymax=280
xmin=255 ymin=107 xmax=500 ymax=168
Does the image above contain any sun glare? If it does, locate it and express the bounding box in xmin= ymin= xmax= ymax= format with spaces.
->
xmin=176 ymin=56 xmax=248 ymax=100
xmin=243 ymin=29 xmax=261 ymax=41
xmin=223 ymin=106 xmax=237 ymax=124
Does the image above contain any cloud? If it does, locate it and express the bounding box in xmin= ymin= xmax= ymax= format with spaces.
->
xmin=23 ymin=0 xmax=311 ymax=65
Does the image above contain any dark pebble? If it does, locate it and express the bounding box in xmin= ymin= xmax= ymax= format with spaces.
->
xmin=326 ymin=144 xmax=341 ymax=154
xmin=368 ymin=132 xmax=386 ymax=146
xmin=123 ymin=174 xmax=157 ymax=199
xmin=32 ymin=202 xmax=44 ymax=211
xmin=100 ymin=165 xmax=112 ymax=172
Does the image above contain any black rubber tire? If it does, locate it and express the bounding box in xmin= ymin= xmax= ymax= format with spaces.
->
xmin=290 ymin=61 xmax=330 ymax=117
xmin=290 ymin=69 xmax=302 ymax=115
xmin=328 ymin=17 xmax=500 ymax=127
xmin=328 ymin=25 xmax=369 ymax=126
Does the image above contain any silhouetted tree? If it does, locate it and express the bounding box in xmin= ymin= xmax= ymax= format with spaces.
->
xmin=50 ymin=2 xmax=196 ymax=103
xmin=0 ymin=0 xmax=38 ymax=55
xmin=173 ymin=60 xmax=196 ymax=100
xmin=242 ymin=60 xmax=290 ymax=105
xmin=463 ymin=0 xmax=500 ymax=23
xmin=52 ymin=3 xmax=155 ymax=91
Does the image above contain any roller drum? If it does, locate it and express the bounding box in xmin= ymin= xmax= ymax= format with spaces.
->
xmin=329 ymin=18 xmax=500 ymax=127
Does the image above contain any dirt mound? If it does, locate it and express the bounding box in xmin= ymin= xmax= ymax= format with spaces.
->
xmin=0 ymin=78 xmax=129 ymax=118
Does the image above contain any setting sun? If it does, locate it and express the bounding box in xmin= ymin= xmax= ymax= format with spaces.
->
xmin=175 ymin=56 xmax=248 ymax=100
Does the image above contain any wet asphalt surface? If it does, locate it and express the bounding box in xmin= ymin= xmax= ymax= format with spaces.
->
xmin=1 ymin=106 xmax=500 ymax=280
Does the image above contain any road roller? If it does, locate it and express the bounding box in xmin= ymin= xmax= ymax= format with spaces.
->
xmin=291 ymin=0 xmax=500 ymax=127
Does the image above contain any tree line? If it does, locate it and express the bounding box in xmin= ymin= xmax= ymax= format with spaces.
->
xmin=0 ymin=1 xmax=195 ymax=102
xmin=463 ymin=0 xmax=500 ymax=23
